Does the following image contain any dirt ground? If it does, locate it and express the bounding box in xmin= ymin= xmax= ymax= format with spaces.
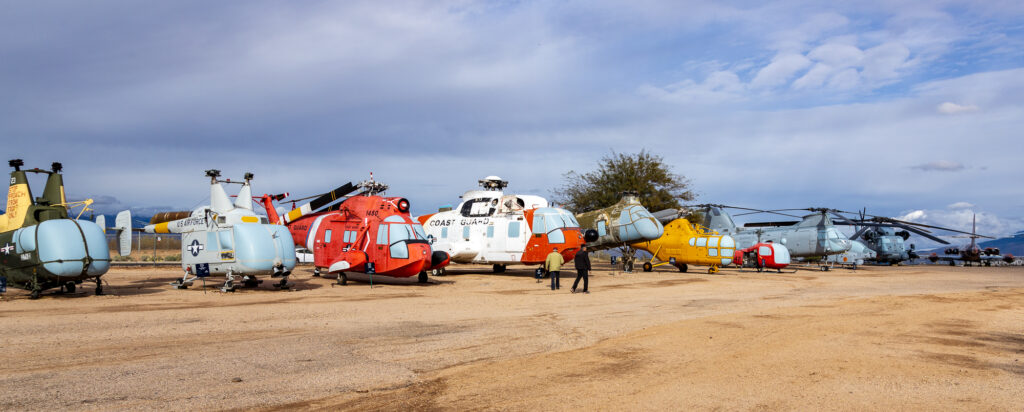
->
xmin=1 ymin=262 xmax=1022 ymax=411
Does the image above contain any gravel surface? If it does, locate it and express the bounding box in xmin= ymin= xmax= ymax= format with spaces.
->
xmin=1 ymin=263 xmax=1022 ymax=410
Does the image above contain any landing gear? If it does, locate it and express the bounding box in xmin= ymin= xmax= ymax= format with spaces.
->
xmin=221 ymin=270 xmax=237 ymax=293
xmin=62 ymin=281 xmax=76 ymax=294
xmin=677 ymin=264 xmax=688 ymax=273
xmin=707 ymin=266 xmax=719 ymax=274
xmin=492 ymin=264 xmax=506 ymax=273
xmin=29 ymin=288 xmax=41 ymax=300
xmin=336 ymin=272 xmax=348 ymax=286
xmin=431 ymin=267 xmax=447 ymax=276
xmin=949 ymin=260 xmax=955 ymax=266
xmin=313 ymin=267 xmax=321 ymax=277
xmin=819 ymin=265 xmax=827 ymax=271
xmin=171 ymin=268 xmax=195 ymax=289
xmin=242 ymin=275 xmax=262 ymax=288
xmin=95 ymin=277 xmax=104 ymax=295
xmin=271 ymin=265 xmax=291 ymax=290
xmin=418 ymin=271 xmax=428 ymax=283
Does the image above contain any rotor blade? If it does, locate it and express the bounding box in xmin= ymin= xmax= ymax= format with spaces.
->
xmin=732 ymin=210 xmax=802 ymax=218
xmin=828 ymin=211 xmax=856 ymax=226
xmin=743 ymin=221 xmax=799 ymax=227
xmin=901 ymin=226 xmax=951 ymax=245
xmin=872 ymin=217 xmax=985 ymax=237
xmin=850 ymin=226 xmax=869 ymax=240
xmin=282 ymin=182 xmax=358 ymax=223
xmin=651 ymin=209 xmax=681 ymax=223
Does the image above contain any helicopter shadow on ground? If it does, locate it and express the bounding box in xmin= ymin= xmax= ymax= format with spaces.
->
xmin=435 ymin=266 xmax=546 ymax=279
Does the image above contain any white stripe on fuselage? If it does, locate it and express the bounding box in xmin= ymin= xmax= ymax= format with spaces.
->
xmin=306 ymin=215 xmax=328 ymax=250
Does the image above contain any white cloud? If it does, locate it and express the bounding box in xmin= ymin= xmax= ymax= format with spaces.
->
xmin=948 ymin=202 xmax=974 ymax=209
xmin=937 ymin=102 xmax=979 ymax=114
xmin=751 ymin=53 xmax=812 ymax=89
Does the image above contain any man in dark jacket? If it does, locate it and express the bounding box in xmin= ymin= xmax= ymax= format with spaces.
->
xmin=572 ymin=245 xmax=591 ymax=294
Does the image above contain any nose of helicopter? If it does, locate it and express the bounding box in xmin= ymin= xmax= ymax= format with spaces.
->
xmin=617 ymin=207 xmax=665 ymax=243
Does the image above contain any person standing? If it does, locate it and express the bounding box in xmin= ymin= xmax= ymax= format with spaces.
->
xmin=544 ymin=247 xmax=564 ymax=290
xmin=572 ymin=245 xmax=591 ymax=294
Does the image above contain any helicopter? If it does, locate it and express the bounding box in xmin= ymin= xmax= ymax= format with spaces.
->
xmin=824 ymin=240 xmax=875 ymax=269
xmin=146 ymin=170 xmax=297 ymax=292
xmin=260 ymin=176 xmax=449 ymax=285
xmin=733 ymin=241 xmax=792 ymax=272
xmin=631 ymin=213 xmax=738 ymax=274
xmin=839 ymin=208 xmax=981 ymax=265
xmin=690 ymin=205 xmax=852 ymax=269
xmin=573 ymin=192 xmax=663 ymax=250
xmin=418 ymin=176 xmax=585 ymax=274
xmin=926 ymin=214 xmax=1011 ymax=266
xmin=0 ymin=159 xmax=131 ymax=299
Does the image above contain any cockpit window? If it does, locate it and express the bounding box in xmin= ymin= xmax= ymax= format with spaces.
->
xmin=412 ymin=224 xmax=427 ymax=240
xmin=532 ymin=208 xmax=577 ymax=234
xmin=384 ymin=215 xmax=404 ymax=223
xmin=460 ymin=198 xmax=496 ymax=217
xmin=389 ymin=223 xmax=415 ymax=243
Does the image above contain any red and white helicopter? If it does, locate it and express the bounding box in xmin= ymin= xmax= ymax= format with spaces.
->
xmin=732 ymin=241 xmax=791 ymax=272
xmin=417 ymin=176 xmax=586 ymax=274
xmin=259 ymin=177 xmax=449 ymax=284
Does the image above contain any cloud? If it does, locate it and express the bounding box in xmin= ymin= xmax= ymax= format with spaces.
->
xmin=947 ymin=202 xmax=974 ymax=209
xmin=911 ymin=161 xmax=965 ymax=172
xmin=895 ymin=208 xmax=1024 ymax=247
xmin=937 ymin=102 xmax=979 ymax=114
xmin=751 ymin=53 xmax=812 ymax=89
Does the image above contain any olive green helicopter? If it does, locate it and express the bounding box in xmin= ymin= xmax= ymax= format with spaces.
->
xmin=0 ymin=159 xmax=130 ymax=299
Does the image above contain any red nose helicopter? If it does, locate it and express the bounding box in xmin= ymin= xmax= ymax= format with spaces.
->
xmin=259 ymin=177 xmax=449 ymax=285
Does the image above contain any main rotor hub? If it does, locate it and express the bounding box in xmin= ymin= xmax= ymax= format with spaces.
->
xmin=479 ymin=176 xmax=508 ymax=191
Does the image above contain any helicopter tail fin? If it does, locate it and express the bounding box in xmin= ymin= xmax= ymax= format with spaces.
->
xmin=257 ymin=193 xmax=289 ymax=224
xmin=0 ymin=161 xmax=33 ymax=232
xmin=115 ymin=210 xmax=132 ymax=256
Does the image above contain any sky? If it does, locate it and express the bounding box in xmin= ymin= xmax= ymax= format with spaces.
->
xmin=3 ymin=0 xmax=1023 ymax=247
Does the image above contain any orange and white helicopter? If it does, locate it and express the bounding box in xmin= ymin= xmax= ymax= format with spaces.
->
xmin=417 ymin=176 xmax=586 ymax=274
xmin=259 ymin=177 xmax=449 ymax=285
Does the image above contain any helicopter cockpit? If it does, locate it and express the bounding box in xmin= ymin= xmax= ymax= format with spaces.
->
xmin=532 ymin=207 xmax=580 ymax=244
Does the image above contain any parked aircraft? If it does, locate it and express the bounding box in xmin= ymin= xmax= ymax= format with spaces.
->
xmin=927 ymin=214 xmax=1011 ymax=266
xmin=418 ymin=176 xmax=585 ymax=274
xmin=835 ymin=208 xmax=979 ymax=265
xmin=733 ymin=241 xmax=791 ymax=272
xmin=631 ymin=210 xmax=738 ymax=274
xmin=692 ymin=205 xmax=851 ymax=268
xmin=824 ymin=240 xmax=875 ymax=269
xmin=573 ymin=192 xmax=663 ymax=250
xmin=147 ymin=170 xmax=297 ymax=292
xmin=0 ymin=160 xmax=130 ymax=298
xmin=261 ymin=177 xmax=449 ymax=284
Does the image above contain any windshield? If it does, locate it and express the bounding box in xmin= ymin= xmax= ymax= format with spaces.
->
xmin=532 ymin=208 xmax=578 ymax=234
xmin=389 ymin=223 xmax=415 ymax=243
xmin=413 ymin=224 xmax=427 ymax=240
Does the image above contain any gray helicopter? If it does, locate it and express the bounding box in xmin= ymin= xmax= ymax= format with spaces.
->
xmin=830 ymin=208 xmax=978 ymax=265
xmin=690 ymin=205 xmax=852 ymax=269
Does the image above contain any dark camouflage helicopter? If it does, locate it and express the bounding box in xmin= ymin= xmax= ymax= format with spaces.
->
xmin=0 ymin=159 xmax=131 ymax=299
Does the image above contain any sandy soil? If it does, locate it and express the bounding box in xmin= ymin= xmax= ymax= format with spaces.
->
xmin=1 ymin=263 xmax=1022 ymax=411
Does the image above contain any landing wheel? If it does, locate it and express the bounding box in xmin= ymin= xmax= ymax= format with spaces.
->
xmin=492 ymin=264 xmax=506 ymax=273
xmin=313 ymin=267 xmax=321 ymax=277
xmin=432 ymin=267 xmax=447 ymax=276
xmin=95 ymin=278 xmax=104 ymax=295
xmin=707 ymin=266 xmax=719 ymax=274
xmin=677 ymin=264 xmax=688 ymax=273
xmin=243 ymin=276 xmax=260 ymax=288
xmin=820 ymin=265 xmax=829 ymax=272
xmin=336 ymin=272 xmax=348 ymax=286
xmin=852 ymin=263 xmax=858 ymax=271
xmin=30 ymin=289 xmax=41 ymax=300
xmin=64 ymin=282 xmax=76 ymax=294
xmin=418 ymin=271 xmax=428 ymax=283
xmin=642 ymin=262 xmax=653 ymax=272
xmin=949 ymin=260 xmax=955 ymax=266
xmin=984 ymin=260 xmax=991 ymax=267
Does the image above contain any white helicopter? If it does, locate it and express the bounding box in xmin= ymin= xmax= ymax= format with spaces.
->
xmin=144 ymin=170 xmax=297 ymax=292
xmin=417 ymin=176 xmax=588 ymax=274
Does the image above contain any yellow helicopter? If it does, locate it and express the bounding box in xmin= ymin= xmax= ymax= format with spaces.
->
xmin=631 ymin=210 xmax=736 ymax=274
